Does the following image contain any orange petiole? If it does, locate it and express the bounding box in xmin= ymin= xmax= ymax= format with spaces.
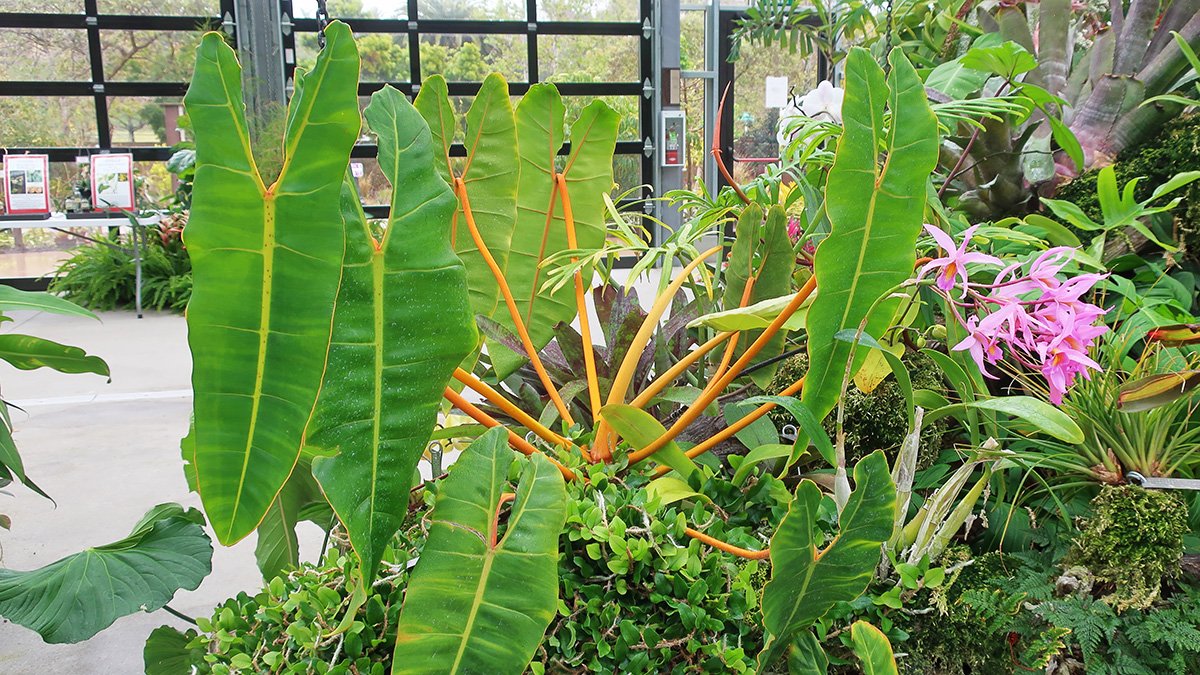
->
xmin=443 ymin=387 xmax=576 ymax=481
xmin=453 ymin=177 xmax=576 ymax=427
xmin=627 ymin=275 xmax=817 ymax=465
xmin=452 ymin=368 xmax=571 ymax=450
xmin=684 ymin=526 xmax=770 ymax=560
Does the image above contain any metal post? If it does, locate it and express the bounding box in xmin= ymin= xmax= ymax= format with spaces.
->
xmin=656 ymin=0 xmax=683 ymax=235
xmin=233 ymin=0 xmax=288 ymax=119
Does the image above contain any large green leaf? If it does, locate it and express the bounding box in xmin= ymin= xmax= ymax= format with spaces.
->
xmin=414 ymin=74 xmax=518 ymax=325
xmin=0 ymin=286 xmax=97 ymax=320
xmin=723 ymin=203 xmax=796 ymax=387
xmin=490 ymin=86 xmax=619 ymax=377
xmin=801 ymin=48 xmax=938 ymax=430
xmin=392 ymin=427 xmax=567 ymax=674
xmin=0 ymin=334 xmax=108 ymax=377
xmin=758 ymin=451 xmax=896 ymax=669
xmin=183 ymin=24 xmax=360 ymax=544
xmin=0 ymin=503 xmax=212 ymax=643
xmin=308 ymin=86 xmax=475 ymax=586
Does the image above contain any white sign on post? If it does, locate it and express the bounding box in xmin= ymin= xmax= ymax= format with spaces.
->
xmin=765 ymin=76 xmax=789 ymax=109
xmin=90 ymin=153 xmax=136 ymax=212
xmin=3 ymin=154 xmax=51 ymax=215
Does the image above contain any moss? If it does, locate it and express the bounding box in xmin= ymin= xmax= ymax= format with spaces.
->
xmin=1055 ymin=113 xmax=1200 ymax=262
xmin=766 ymin=352 xmax=948 ymax=468
xmin=1071 ymin=485 xmax=1189 ymax=612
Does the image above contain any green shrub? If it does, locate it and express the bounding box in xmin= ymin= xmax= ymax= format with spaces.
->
xmin=151 ymin=553 xmax=408 ymax=675
xmin=50 ymin=222 xmax=191 ymax=312
xmin=1071 ymin=485 xmax=1189 ymax=611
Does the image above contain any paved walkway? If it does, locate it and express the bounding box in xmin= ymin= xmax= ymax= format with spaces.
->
xmin=0 ymin=310 xmax=323 ymax=674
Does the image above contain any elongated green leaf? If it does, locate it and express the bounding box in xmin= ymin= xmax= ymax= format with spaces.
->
xmin=745 ymin=395 xmax=836 ymax=467
xmin=414 ymin=74 xmax=518 ymax=325
xmin=1117 ymin=371 xmax=1200 ymax=413
xmin=308 ymin=86 xmax=474 ymax=586
xmin=758 ymin=451 xmax=896 ymax=669
xmin=392 ymin=427 xmax=567 ymax=674
xmin=490 ymin=87 xmax=619 ymax=377
xmin=688 ymin=293 xmax=813 ymax=332
xmin=732 ymin=443 xmax=796 ymax=485
xmin=646 ymin=475 xmax=713 ymax=507
xmin=850 ymin=621 xmax=899 ymax=674
xmin=602 ymin=403 xmax=700 ymax=478
xmin=924 ymin=395 xmax=1084 ymax=443
xmin=0 ymin=334 xmax=109 ymax=377
xmin=724 ymin=204 xmax=796 ymax=386
xmin=183 ymin=24 xmax=360 ymax=544
xmin=0 ymin=286 xmax=97 ymax=319
xmin=801 ymin=48 xmax=937 ymax=436
xmin=0 ymin=504 xmax=212 ymax=643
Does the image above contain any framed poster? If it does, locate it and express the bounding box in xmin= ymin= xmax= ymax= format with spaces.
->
xmin=3 ymin=154 xmax=51 ymax=215
xmin=90 ymin=153 xmax=135 ymax=212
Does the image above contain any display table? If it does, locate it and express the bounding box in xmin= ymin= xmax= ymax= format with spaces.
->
xmin=0 ymin=212 xmax=162 ymax=318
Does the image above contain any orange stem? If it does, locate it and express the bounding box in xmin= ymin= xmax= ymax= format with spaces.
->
xmin=712 ymin=85 xmax=750 ymax=205
xmin=684 ymin=526 xmax=770 ymax=560
xmin=452 ymin=368 xmax=570 ymax=449
xmin=489 ymin=492 xmax=517 ymax=548
xmin=594 ymin=244 xmax=725 ymax=457
xmin=556 ymin=173 xmax=604 ymax=454
xmin=653 ymin=376 xmax=805 ymax=477
xmin=629 ymin=331 xmax=734 ymax=409
xmin=443 ymin=387 xmax=576 ymax=481
xmin=453 ymin=177 xmax=575 ymax=427
xmin=705 ymin=277 xmax=756 ymax=389
xmin=627 ymin=275 xmax=817 ymax=464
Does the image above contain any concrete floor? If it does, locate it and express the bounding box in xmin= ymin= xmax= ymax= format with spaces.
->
xmin=0 ymin=310 xmax=323 ymax=674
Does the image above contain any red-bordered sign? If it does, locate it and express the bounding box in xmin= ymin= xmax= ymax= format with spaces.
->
xmin=90 ymin=153 xmax=136 ymax=212
xmin=3 ymin=154 xmax=52 ymax=215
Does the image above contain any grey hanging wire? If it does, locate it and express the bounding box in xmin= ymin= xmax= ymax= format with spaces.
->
xmin=316 ymin=0 xmax=331 ymax=49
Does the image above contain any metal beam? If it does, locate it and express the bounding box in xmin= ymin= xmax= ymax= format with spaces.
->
xmin=234 ymin=0 xmax=287 ymax=118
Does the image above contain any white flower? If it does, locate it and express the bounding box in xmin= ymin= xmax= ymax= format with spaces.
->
xmin=776 ymin=80 xmax=845 ymax=148
xmin=799 ymin=80 xmax=844 ymax=124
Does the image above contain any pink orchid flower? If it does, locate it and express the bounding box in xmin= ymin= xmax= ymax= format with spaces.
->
xmin=952 ymin=316 xmax=1005 ymax=378
xmin=918 ymin=224 xmax=1001 ymax=296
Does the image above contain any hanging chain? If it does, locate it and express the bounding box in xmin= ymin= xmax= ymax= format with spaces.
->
xmin=315 ymin=0 xmax=331 ymax=49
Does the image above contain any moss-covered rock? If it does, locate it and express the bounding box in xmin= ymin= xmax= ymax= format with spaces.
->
xmin=766 ymin=352 xmax=948 ymax=468
xmin=1055 ymin=113 xmax=1200 ymax=262
xmin=1070 ymin=485 xmax=1189 ymax=612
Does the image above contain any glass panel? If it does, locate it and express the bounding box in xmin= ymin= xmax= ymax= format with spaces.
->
xmin=106 ymin=96 xmax=183 ymax=146
xmin=297 ymin=32 xmax=409 ymax=80
xmin=135 ymin=159 xmax=174 ymax=206
xmin=612 ymin=153 xmax=642 ymax=192
xmin=538 ymin=35 xmax=639 ymax=82
xmin=421 ymin=0 xmax=524 ymax=20
xmin=420 ymin=34 xmax=527 ymax=82
xmin=0 ymin=28 xmax=91 ymax=81
xmin=293 ymin=0 xmax=407 ymax=19
xmin=680 ymin=76 xmax=707 ymax=193
xmin=101 ymin=30 xmax=202 ymax=82
xmin=730 ymin=43 xmax=819 ymax=181
xmin=352 ymin=158 xmax=392 ymax=208
xmin=536 ymin=0 xmax=638 ymax=22
xmin=0 ymin=97 xmax=98 ymax=147
xmin=3 ymin=0 xmax=82 ymax=11
xmin=680 ymin=9 xmax=706 ymax=71
xmin=560 ymin=95 xmax=640 ymax=141
xmin=97 ymin=0 xmax=219 ymax=15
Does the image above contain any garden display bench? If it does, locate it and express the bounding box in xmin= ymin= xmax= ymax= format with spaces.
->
xmin=0 ymin=212 xmax=161 ymax=318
